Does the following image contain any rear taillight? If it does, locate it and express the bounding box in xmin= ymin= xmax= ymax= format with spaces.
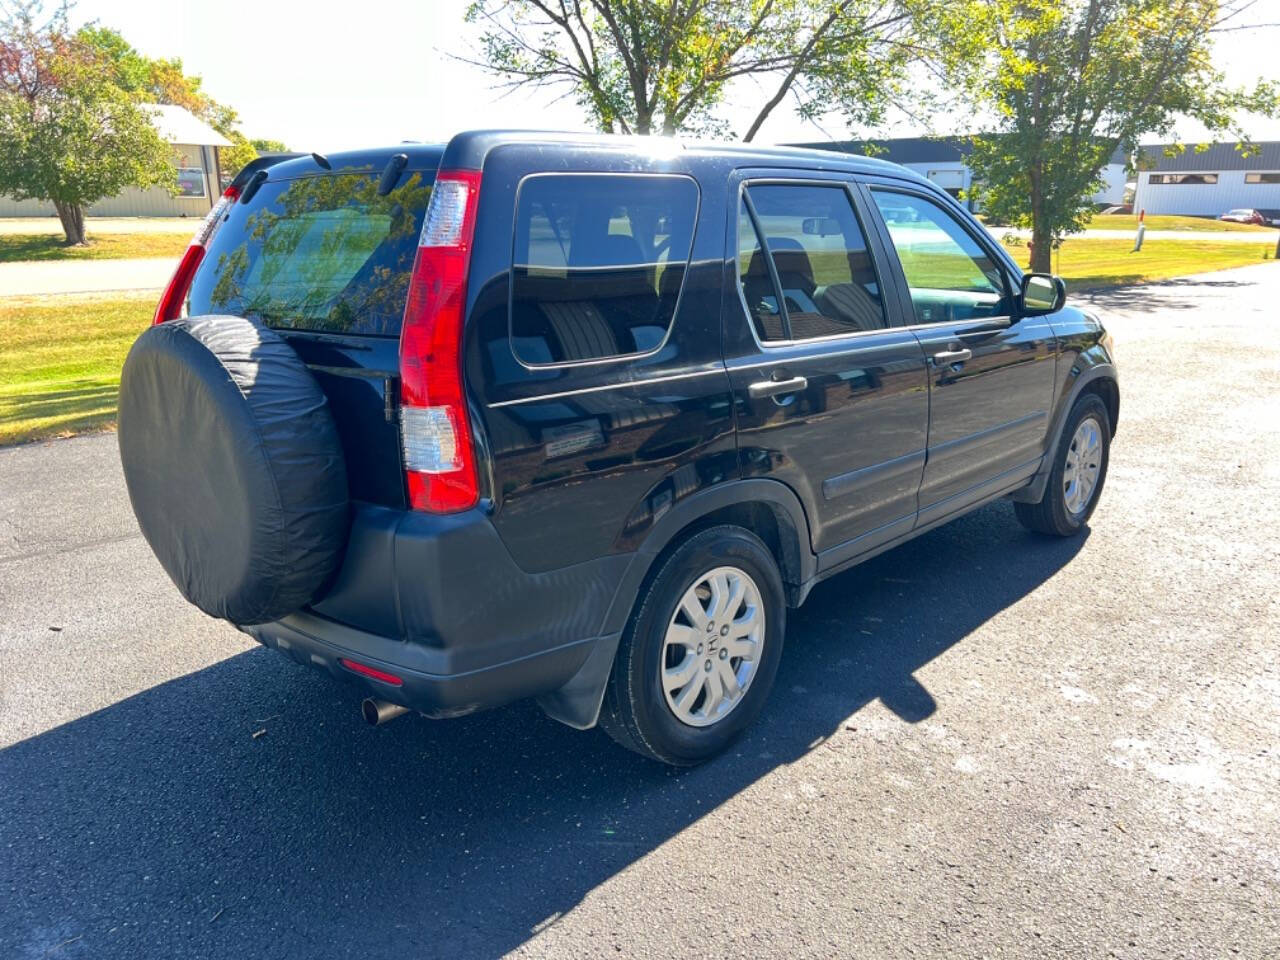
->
xmin=399 ymin=170 xmax=482 ymax=513
xmin=152 ymin=184 xmax=240 ymax=325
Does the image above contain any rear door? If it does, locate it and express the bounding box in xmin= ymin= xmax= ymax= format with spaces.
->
xmin=187 ymin=156 xmax=439 ymax=508
xmin=861 ymin=183 xmax=1059 ymax=521
xmin=723 ymin=171 xmax=930 ymax=558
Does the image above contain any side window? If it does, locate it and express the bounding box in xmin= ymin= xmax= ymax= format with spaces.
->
xmin=737 ymin=183 xmax=887 ymax=342
xmin=870 ymin=190 xmax=1011 ymax=324
xmin=511 ymin=174 xmax=698 ymax=365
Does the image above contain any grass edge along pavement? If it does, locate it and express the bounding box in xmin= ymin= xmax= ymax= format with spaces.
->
xmin=0 ymin=240 xmax=1276 ymax=446
xmin=1084 ymin=212 xmax=1274 ymax=233
xmin=999 ymin=236 xmax=1276 ymax=292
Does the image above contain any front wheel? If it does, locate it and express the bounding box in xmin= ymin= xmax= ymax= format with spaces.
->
xmin=1015 ymin=392 xmax=1111 ymax=536
xmin=599 ymin=525 xmax=786 ymax=765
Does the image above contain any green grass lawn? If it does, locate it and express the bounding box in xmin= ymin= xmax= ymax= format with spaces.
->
xmin=0 ymin=296 xmax=151 ymax=445
xmin=1000 ymin=236 xmax=1276 ymax=291
xmin=0 ymin=232 xmax=189 ymax=263
xmin=1084 ymin=213 xmax=1274 ymax=233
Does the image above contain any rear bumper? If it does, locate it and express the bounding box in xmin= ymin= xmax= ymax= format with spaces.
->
xmin=241 ymin=612 xmax=600 ymax=718
xmin=241 ymin=502 xmax=633 ymax=720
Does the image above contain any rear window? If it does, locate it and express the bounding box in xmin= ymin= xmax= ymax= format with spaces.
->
xmin=188 ymin=170 xmax=433 ymax=335
xmin=510 ymin=174 xmax=699 ymax=365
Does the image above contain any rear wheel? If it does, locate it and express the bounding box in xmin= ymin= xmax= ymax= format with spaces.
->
xmin=599 ymin=525 xmax=786 ymax=765
xmin=1015 ymin=393 xmax=1111 ymax=536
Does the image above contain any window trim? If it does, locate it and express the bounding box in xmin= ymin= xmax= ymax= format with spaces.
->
xmin=733 ymin=177 xmax=895 ymax=351
xmin=1245 ymin=172 xmax=1280 ymax=184
xmin=739 ymin=187 xmax=793 ymax=340
xmin=1146 ymin=172 xmax=1220 ymax=185
xmin=865 ymin=183 xmax=1016 ymax=328
xmin=506 ymin=170 xmax=702 ymax=371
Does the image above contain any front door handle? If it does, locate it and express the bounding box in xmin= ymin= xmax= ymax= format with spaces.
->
xmin=932 ymin=348 xmax=973 ymax=366
xmin=748 ymin=375 xmax=808 ymax=399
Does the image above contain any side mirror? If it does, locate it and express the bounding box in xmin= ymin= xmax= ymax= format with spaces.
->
xmin=1019 ymin=272 xmax=1066 ymax=316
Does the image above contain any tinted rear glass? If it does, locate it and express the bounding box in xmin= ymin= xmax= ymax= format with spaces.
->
xmin=188 ymin=170 xmax=433 ymax=335
xmin=510 ymin=174 xmax=699 ymax=365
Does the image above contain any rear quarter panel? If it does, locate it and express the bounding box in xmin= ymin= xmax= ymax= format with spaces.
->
xmin=463 ymin=146 xmax=739 ymax=574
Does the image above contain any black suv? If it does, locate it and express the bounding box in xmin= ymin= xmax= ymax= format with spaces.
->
xmin=118 ymin=132 xmax=1118 ymax=765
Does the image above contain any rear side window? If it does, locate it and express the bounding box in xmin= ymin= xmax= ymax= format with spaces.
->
xmin=510 ymin=174 xmax=699 ymax=365
xmin=737 ymin=183 xmax=887 ymax=342
xmin=188 ymin=170 xmax=433 ymax=335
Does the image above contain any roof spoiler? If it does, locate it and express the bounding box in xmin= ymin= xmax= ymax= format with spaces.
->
xmin=228 ymin=153 xmax=304 ymax=191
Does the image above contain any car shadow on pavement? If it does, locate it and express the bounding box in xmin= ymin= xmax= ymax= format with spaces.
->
xmin=1079 ymin=275 xmax=1256 ymax=311
xmin=1 ymin=502 xmax=1087 ymax=960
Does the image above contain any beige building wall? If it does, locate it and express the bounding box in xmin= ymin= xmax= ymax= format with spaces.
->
xmin=0 ymin=143 xmax=219 ymax=219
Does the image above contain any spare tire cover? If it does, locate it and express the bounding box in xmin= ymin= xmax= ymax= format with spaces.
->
xmin=118 ymin=315 xmax=350 ymax=625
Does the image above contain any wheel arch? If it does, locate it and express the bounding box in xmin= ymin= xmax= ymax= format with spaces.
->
xmin=1010 ymin=361 xmax=1118 ymax=504
xmin=1082 ymin=375 xmax=1119 ymax=439
xmin=605 ymin=478 xmax=816 ymax=632
xmin=535 ymin=478 xmax=816 ymax=731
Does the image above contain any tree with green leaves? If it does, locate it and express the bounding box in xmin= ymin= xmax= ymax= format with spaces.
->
xmin=250 ymin=137 xmax=290 ymax=154
xmin=0 ymin=2 xmax=173 ymax=244
xmin=79 ymin=24 xmax=261 ymax=178
xmin=926 ymin=0 xmax=1279 ymax=272
xmin=463 ymin=0 xmax=920 ymax=139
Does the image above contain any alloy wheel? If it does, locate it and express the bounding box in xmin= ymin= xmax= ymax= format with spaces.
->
xmin=660 ymin=565 xmax=765 ymax=728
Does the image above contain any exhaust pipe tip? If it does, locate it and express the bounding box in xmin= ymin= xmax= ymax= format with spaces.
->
xmin=362 ymin=698 xmax=410 ymax=726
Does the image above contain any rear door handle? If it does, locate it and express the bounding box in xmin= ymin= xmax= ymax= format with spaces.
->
xmin=932 ymin=348 xmax=972 ymax=366
xmin=748 ymin=376 xmax=808 ymax=399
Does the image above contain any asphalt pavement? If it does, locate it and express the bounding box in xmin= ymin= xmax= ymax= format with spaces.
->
xmin=1 ymin=263 xmax=1278 ymax=959
xmin=0 ymin=257 xmax=178 ymax=298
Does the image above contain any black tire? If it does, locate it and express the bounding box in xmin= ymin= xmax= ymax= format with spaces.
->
xmin=118 ymin=316 xmax=349 ymax=624
xmin=599 ymin=525 xmax=786 ymax=765
xmin=1015 ymin=392 xmax=1111 ymax=537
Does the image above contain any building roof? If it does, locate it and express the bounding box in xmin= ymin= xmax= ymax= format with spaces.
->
xmin=142 ymin=104 xmax=232 ymax=148
xmin=1138 ymin=141 xmax=1280 ymax=171
xmin=790 ymin=136 xmax=1127 ymax=167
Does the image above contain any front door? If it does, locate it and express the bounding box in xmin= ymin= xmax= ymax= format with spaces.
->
xmin=863 ymin=186 xmax=1059 ymax=522
xmin=723 ymin=174 xmax=930 ymax=557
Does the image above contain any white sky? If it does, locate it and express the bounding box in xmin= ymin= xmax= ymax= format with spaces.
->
xmin=72 ymin=0 xmax=1280 ymax=151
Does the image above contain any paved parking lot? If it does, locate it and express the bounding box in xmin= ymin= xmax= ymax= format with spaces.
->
xmin=1 ymin=264 xmax=1278 ymax=959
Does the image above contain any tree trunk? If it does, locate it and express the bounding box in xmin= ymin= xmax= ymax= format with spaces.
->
xmin=1027 ymin=171 xmax=1052 ymax=273
xmin=1029 ymin=223 xmax=1053 ymax=274
xmin=53 ymin=201 xmax=87 ymax=246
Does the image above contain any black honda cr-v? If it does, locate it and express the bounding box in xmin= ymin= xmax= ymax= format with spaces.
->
xmin=118 ymin=131 xmax=1118 ymax=765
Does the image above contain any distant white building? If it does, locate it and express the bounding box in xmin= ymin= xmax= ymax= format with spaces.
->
xmin=789 ymin=136 xmax=1129 ymax=209
xmin=1133 ymin=141 xmax=1280 ymax=217
xmin=0 ymin=104 xmax=232 ymax=218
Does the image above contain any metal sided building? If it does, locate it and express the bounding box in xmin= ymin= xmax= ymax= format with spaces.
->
xmin=0 ymin=104 xmax=232 ymax=218
xmin=1133 ymin=142 xmax=1280 ymax=218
